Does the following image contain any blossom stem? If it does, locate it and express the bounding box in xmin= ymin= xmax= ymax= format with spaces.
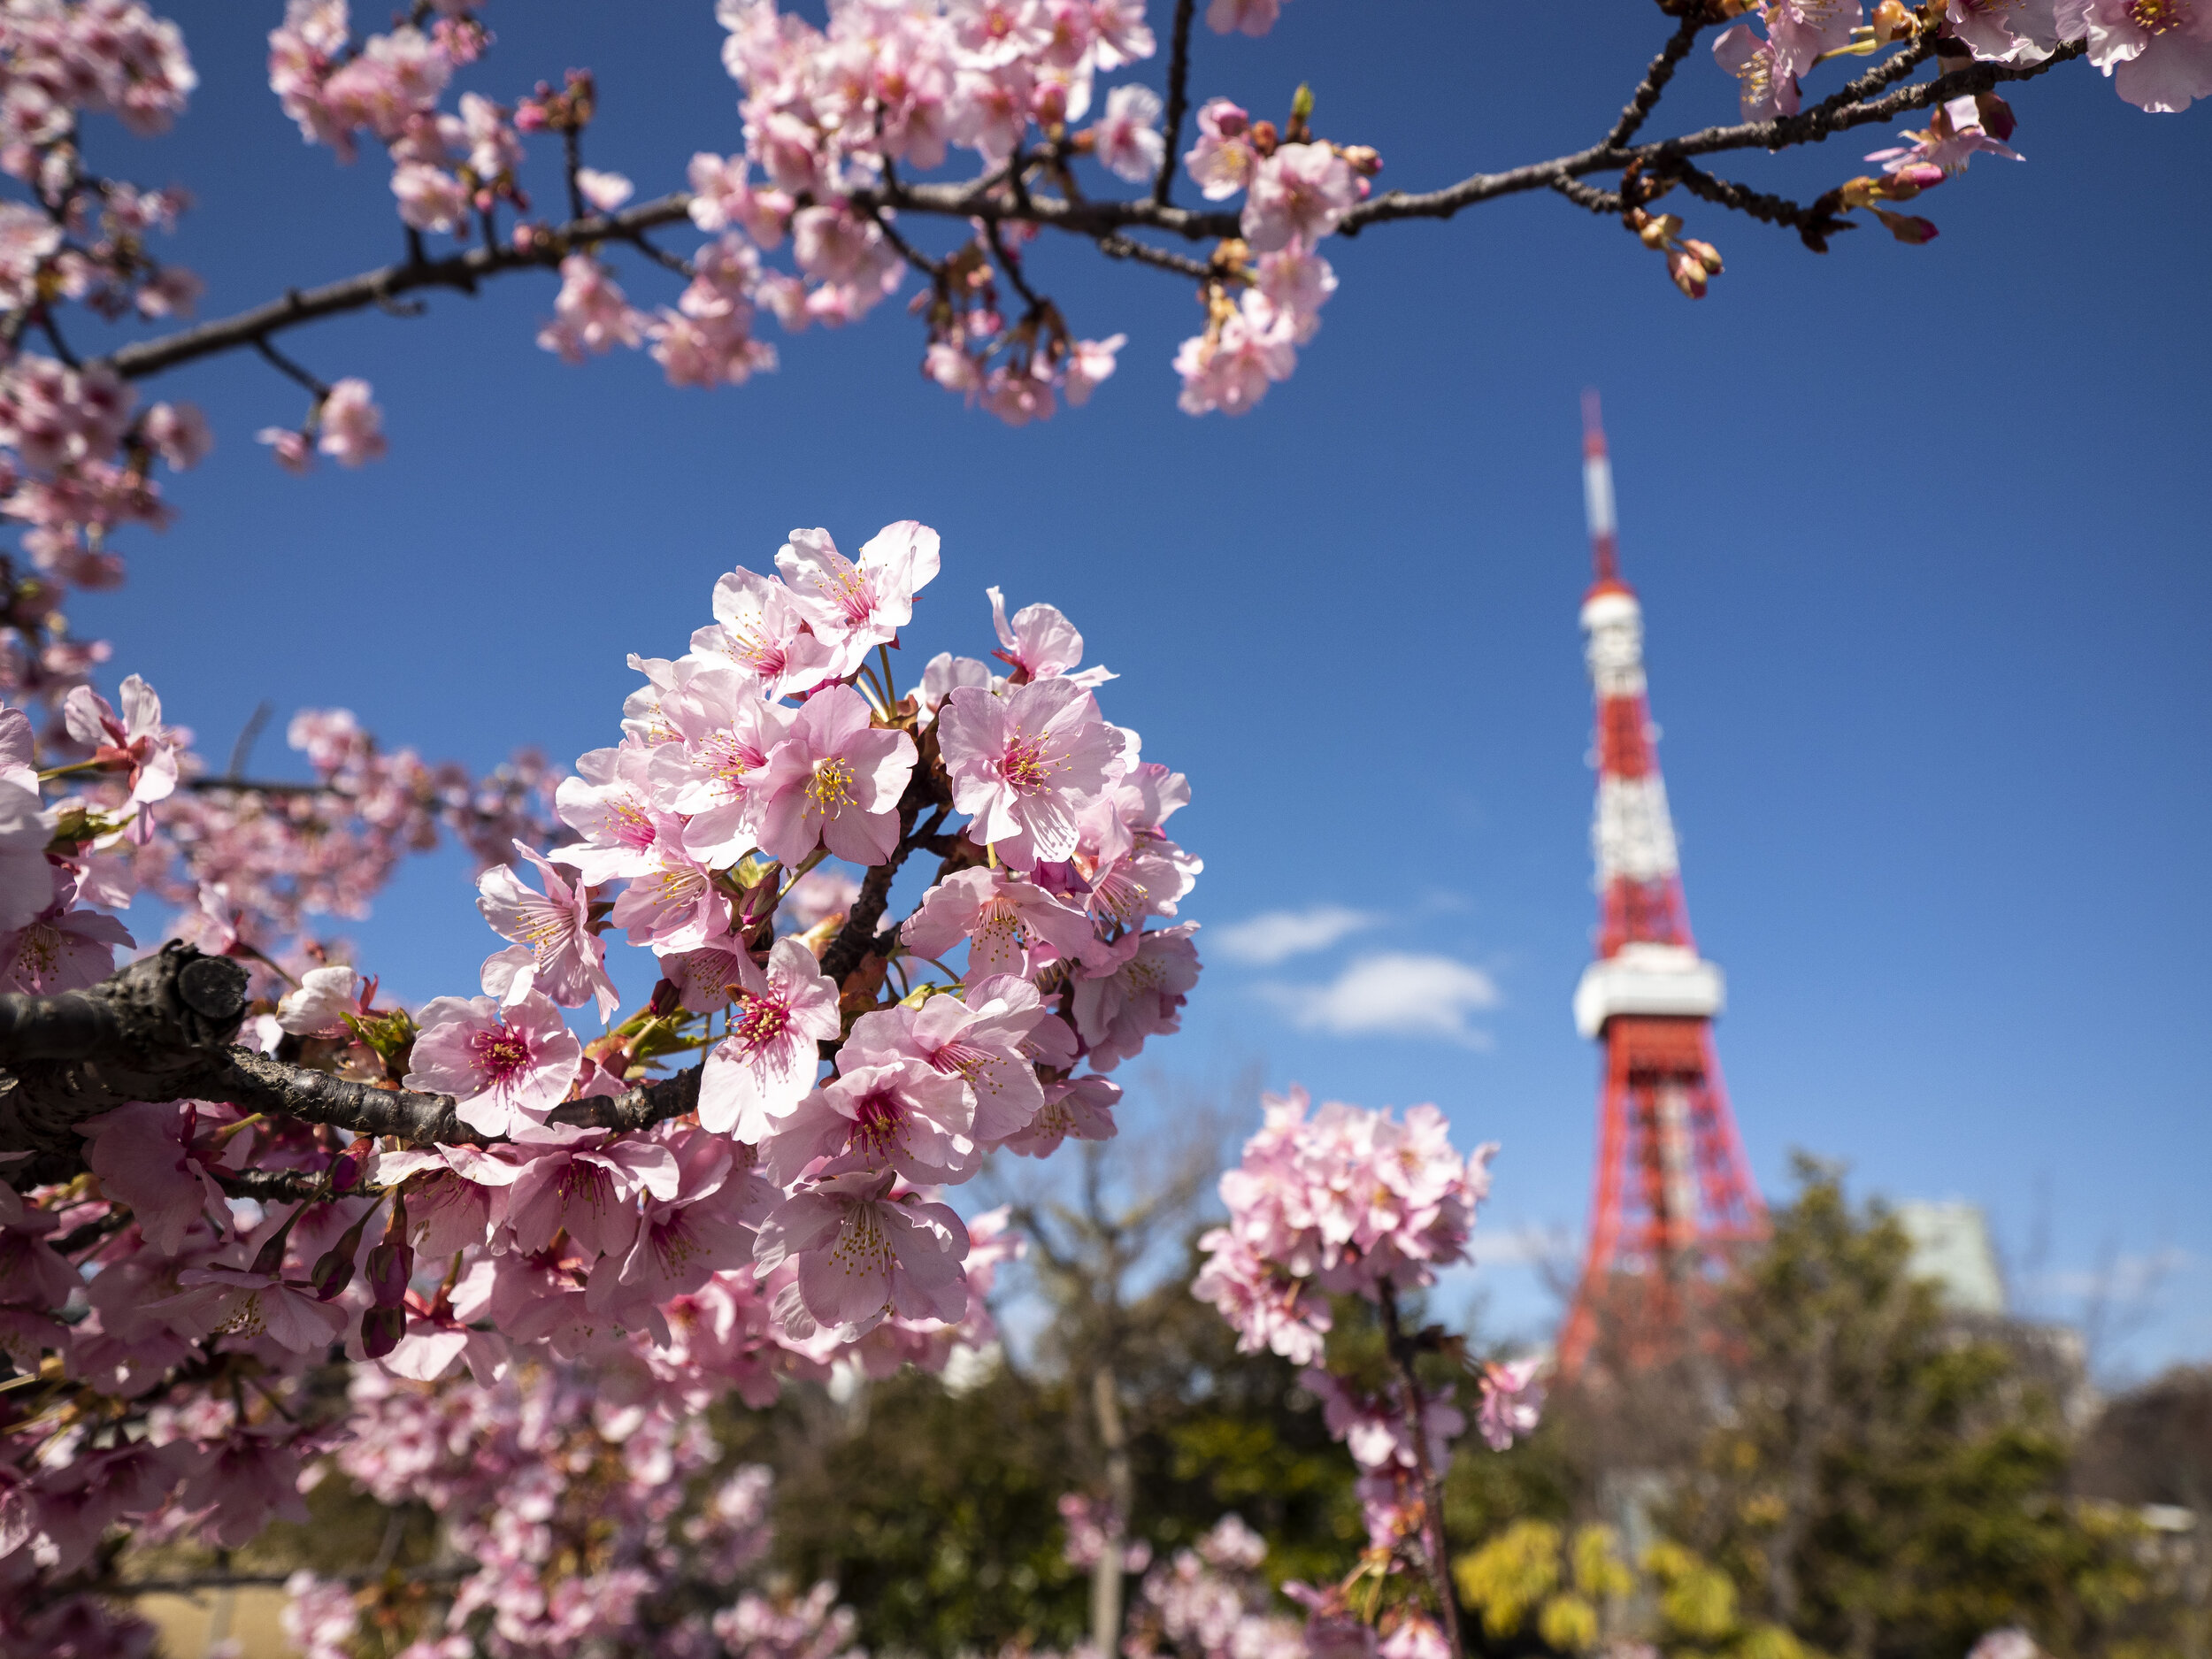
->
xmin=1379 ymin=1281 xmax=1464 ymax=1658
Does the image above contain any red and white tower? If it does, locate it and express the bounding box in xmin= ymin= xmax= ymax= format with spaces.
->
xmin=1558 ymin=394 xmax=1763 ymax=1377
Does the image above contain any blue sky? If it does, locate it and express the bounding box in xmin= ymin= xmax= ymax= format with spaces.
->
xmin=68 ymin=4 xmax=2212 ymax=1372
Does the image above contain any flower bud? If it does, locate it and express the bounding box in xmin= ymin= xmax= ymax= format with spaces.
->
xmin=1872 ymin=207 xmax=1939 ymax=244
xmin=1873 ymin=0 xmax=1913 ymax=37
xmin=328 ymin=1142 xmax=368 ymax=1194
xmin=360 ymin=1303 xmax=406 ymax=1360
xmin=1248 ymin=119 xmax=1279 ymax=157
xmin=1337 ymin=144 xmax=1383 ymax=176
xmin=649 ymin=978 xmax=682 ymax=1018
xmin=1638 ymin=212 xmax=1680 ymax=250
xmin=1666 ymin=248 xmax=1710 ymax=299
xmin=1682 ymin=237 xmax=1724 ymax=275
xmin=1976 ymin=93 xmax=2016 ymax=142
xmin=365 ymin=1240 xmax=414 ymax=1308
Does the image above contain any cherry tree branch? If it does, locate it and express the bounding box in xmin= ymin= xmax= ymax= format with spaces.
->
xmin=84 ymin=39 xmax=2083 ymax=391
xmin=0 ymin=944 xmax=700 ymax=1158
xmin=1152 ymin=0 xmax=1200 ymax=207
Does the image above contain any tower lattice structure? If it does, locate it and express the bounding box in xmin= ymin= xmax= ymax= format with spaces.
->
xmin=1558 ymin=395 xmax=1763 ymax=1378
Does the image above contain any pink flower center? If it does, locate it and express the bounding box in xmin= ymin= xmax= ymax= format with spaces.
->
xmin=731 ymin=991 xmax=789 ymax=1054
xmin=471 ymin=1024 xmax=534 ymax=1085
xmin=803 ymin=554 xmax=876 ymax=628
xmin=997 ymin=733 xmax=1053 ymax=794
xmin=611 ymin=799 xmax=657 ymax=850
xmin=2131 ymin=0 xmax=2187 ymax=30
xmin=927 ymin=1038 xmax=993 ymax=1081
xmin=850 ymin=1087 xmax=909 ymax=1156
xmin=806 ymin=757 xmax=856 ymax=815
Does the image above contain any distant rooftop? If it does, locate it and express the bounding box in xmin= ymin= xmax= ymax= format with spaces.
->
xmin=1896 ymin=1199 xmax=2008 ymax=1317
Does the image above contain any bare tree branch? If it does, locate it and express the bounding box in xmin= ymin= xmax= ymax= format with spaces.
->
xmin=1608 ymin=10 xmax=1710 ymax=150
xmin=1151 ymin=0 xmax=1200 ymax=208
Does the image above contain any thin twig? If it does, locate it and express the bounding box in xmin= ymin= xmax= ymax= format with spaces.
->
xmin=1151 ymin=0 xmax=1199 ymax=207
xmin=1608 ymin=11 xmax=1709 ymax=150
xmin=1549 ymin=176 xmax=1624 ymax=217
xmin=251 ymin=335 xmax=331 ymax=398
xmin=225 ymin=701 xmax=274 ymax=781
xmin=1094 ymin=233 xmax=1213 ymax=280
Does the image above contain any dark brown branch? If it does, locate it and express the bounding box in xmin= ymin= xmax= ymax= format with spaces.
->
xmin=1548 ymin=176 xmax=1624 ymax=217
xmin=1379 ymin=1281 xmax=1466 ymax=1656
xmin=88 ymin=39 xmax=2085 ymax=389
xmin=0 ymin=943 xmax=701 ymax=1156
xmin=1340 ymin=44 xmax=2081 ymax=234
xmin=1660 ymin=159 xmax=1854 ymax=251
xmin=1095 ymin=233 xmax=1214 ymax=280
xmin=93 ymin=194 xmax=695 ymax=382
xmin=251 ymin=335 xmax=330 ymax=398
xmin=1152 ymin=0 xmax=1200 ymax=207
xmin=1608 ymin=11 xmax=1709 ymax=150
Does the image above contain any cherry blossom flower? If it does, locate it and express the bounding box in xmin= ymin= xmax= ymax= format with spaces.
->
xmin=504 ymin=1133 xmax=681 ymax=1259
xmin=63 ymin=672 xmax=179 ymax=820
xmin=476 ymin=838 xmax=620 ymax=1018
xmin=1208 ymin=0 xmax=1286 ymax=36
xmin=1947 ymin=0 xmax=2064 ymax=60
xmin=899 ymin=864 xmax=1100 ymax=978
xmin=1866 ymin=96 xmax=2024 ymax=174
xmin=764 ymin=1057 xmax=978 ymax=1185
xmin=1476 ymin=1356 xmax=1546 ymax=1450
xmin=391 ymin=161 xmax=469 ymax=233
xmin=538 ymin=253 xmax=646 ymax=361
xmin=987 ymin=586 xmax=1114 ymax=684
xmin=1064 ymin=334 xmax=1125 ymax=405
xmin=586 ymin=1131 xmax=773 ymax=1327
xmin=1186 ymin=97 xmax=1260 ymax=198
xmin=749 ymin=683 xmax=917 ymax=866
xmin=1000 ymin=1072 xmax=1121 ymax=1156
xmin=692 ymin=565 xmax=837 ymax=697
xmin=1092 ymin=82 xmax=1164 ymax=180
xmin=316 ymin=378 xmax=387 ymax=466
xmin=1243 ymin=143 xmax=1358 ymax=251
xmin=773 ymin=521 xmax=942 ymax=676
xmin=840 ymin=975 xmax=1049 ymax=1140
xmin=609 ymin=831 xmax=732 ymax=953
xmin=2056 ymin=0 xmax=2212 ymax=109
xmin=1174 ymin=291 xmax=1299 ymax=416
xmin=548 ymin=744 xmax=664 ymax=886
xmin=0 ymin=890 xmax=132 ymax=994
xmin=403 ymin=991 xmax=583 ymax=1138
xmin=1714 ymin=23 xmax=1801 ymax=119
xmin=1763 ymin=0 xmax=1863 ymax=78
xmin=576 ymin=166 xmax=634 ymax=211
xmin=165 ymin=1261 xmax=349 ymax=1355
xmin=938 ymin=676 xmax=1125 ymax=867
xmin=80 ymin=1102 xmax=231 ymax=1254
xmin=755 ymin=1168 xmax=970 ymax=1340
xmin=1071 ymin=920 xmax=1201 ymax=1070
xmin=698 ymin=936 xmax=841 ymax=1141
xmin=645 ymin=664 xmax=796 ymax=867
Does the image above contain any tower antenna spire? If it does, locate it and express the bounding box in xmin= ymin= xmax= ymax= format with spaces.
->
xmin=1581 ymin=388 xmax=1620 ymax=588
xmin=1559 ymin=396 xmax=1763 ymax=1378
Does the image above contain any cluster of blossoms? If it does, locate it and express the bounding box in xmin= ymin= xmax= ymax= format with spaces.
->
xmin=0 ymin=4 xmax=206 ymax=707
xmin=279 ymin=1360 xmax=869 ymax=1659
xmin=0 ymin=521 xmax=1194 ymax=1641
xmin=1193 ymin=1090 xmax=1545 ymax=1659
xmin=1119 ymin=1514 xmax=1308 ymax=1659
xmin=1194 ymin=1089 xmax=1494 ymax=1368
xmin=1719 ymin=0 xmax=2212 ymax=118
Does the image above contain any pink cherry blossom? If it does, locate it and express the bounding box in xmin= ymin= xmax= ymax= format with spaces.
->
xmin=764 ymin=1057 xmax=978 ymax=1185
xmin=938 ymin=676 xmax=1125 ymax=868
xmin=403 ymin=991 xmax=583 ymax=1138
xmin=755 ymin=1168 xmax=970 ymax=1340
xmin=63 ymin=672 xmax=179 ymax=818
xmin=749 ymin=683 xmax=917 ymax=866
xmin=1185 ymin=97 xmax=1259 ymax=198
xmin=1947 ymin=0 xmax=2063 ymax=60
xmin=1242 ymin=142 xmax=1357 ymax=252
xmin=698 ymin=936 xmax=841 ymax=1141
xmin=391 ymin=161 xmax=469 ymax=233
xmin=476 ymin=838 xmax=620 ymax=1018
xmin=538 ymin=252 xmax=646 ymax=361
xmin=1763 ymin=0 xmax=1863 ymax=78
xmin=1071 ymin=920 xmax=1201 ymax=1071
xmin=1208 ymin=0 xmax=1285 ymax=36
xmin=1714 ymin=24 xmax=1801 ymax=119
xmin=586 ymin=1131 xmax=773 ymax=1328
xmin=1000 ymin=1071 xmax=1121 ymax=1156
xmin=2056 ymin=0 xmax=2212 ymax=110
xmin=1092 ymin=82 xmax=1164 ymax=181
xmin=548 ymin=744 xmax=665 ymax=886
xmin=1476 ymin=1356 xmax=1546 ymax=1450
xmin=692 ymin=565 xmax=838 ymax=696
xmin=165 ymin=1262 xmax=349 ymax=1355
xmin=900 ymin=863 xmax=1105 ymax=979
xmin=1064 ymin=334 xmax=1125 ymax=406
xmin=80 ymin=1102 xmax=231 ymax=1254
xmin=0 ymin=890 xmax=133 ymax=993
xmin=647 ymin=664 xmax=797 ymax=867
xmin=773 ymin=521 xmax=942 ymax=676
xmin=576 ymin=167 xmax=634 ymax=211
xmin=1174 ymin=291 xmax=1299 ymax=416
xmin=987 ymin=585 xmax=1114 ymax=685
xmin=840 ymin=974 xmax=1049 ymax=1140
xmin=316 ymin=378 xmax=387 ymax=466
xmin=609 ymin=830 xmax=732 ymax=953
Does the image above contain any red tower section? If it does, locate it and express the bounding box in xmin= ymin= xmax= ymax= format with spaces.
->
xmin=1558 ymin=395 xmax=1763 ymax=1378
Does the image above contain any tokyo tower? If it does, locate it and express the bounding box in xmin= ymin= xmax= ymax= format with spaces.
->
xmin=1557 ymin=394 xmax=1763 ymax=1378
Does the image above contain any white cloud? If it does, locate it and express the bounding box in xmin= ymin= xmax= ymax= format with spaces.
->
xmin=1257 ymin=951 xmax=1502 ymax=1045
xmin=1211 ymin=904 xmax=1381 ymax=967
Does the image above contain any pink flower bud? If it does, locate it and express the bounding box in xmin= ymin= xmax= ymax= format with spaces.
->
xmin=365 ymin=1240 xmax=413 ymax=1307
xmin=328 ymin=1144 xmax=367 ymax=1194
xmin=360 ymin=1303 xmax=405 ymax=1359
